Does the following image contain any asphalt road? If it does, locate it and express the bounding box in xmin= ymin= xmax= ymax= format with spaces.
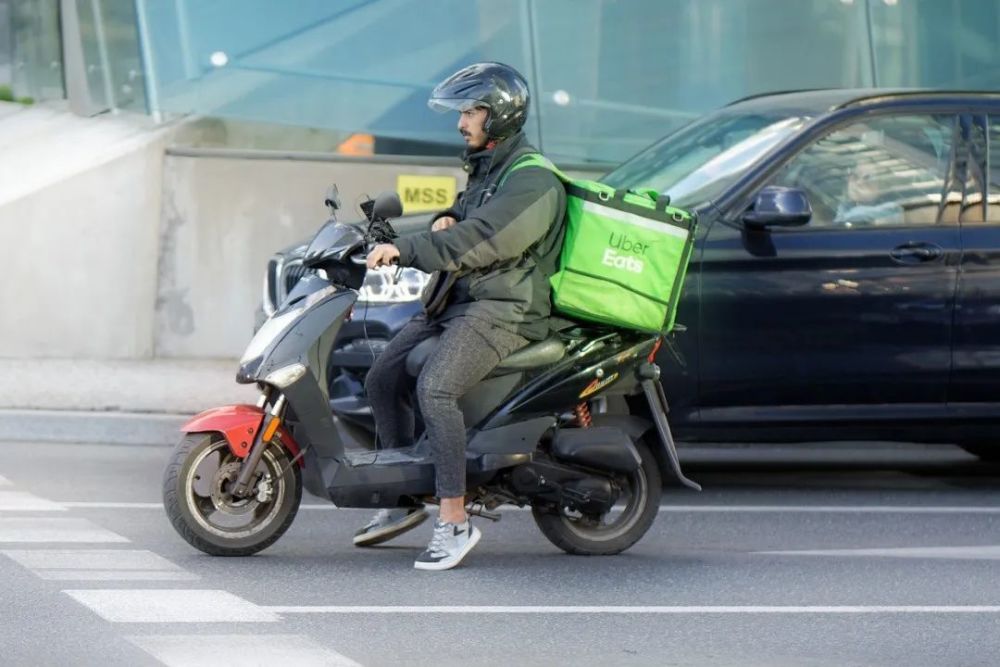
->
xmin=1 ymin=439 xmax=999 ymax=666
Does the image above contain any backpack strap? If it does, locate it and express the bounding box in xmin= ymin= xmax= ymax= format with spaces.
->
xmin=498 ymin=152 xmax=569 ymax=189
xmin=493 ymin=152 xmax=569 ymax=278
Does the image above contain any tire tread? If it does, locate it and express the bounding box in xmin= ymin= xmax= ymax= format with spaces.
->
xmin=162 ymin=433 xmax=302 ymax=557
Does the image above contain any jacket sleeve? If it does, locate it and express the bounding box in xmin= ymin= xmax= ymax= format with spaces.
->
xmin=428 ymin=193 xmax=463 ymax=229
xmin=396 ymin=167 xmax=561 ymax=272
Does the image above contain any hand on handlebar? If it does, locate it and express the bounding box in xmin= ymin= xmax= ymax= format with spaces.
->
xmin=366 ymin=243 xmax=400 ymax=270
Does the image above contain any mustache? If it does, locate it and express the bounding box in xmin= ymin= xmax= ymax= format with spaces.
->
xmin=460 ymin=129 xmax=471 ymax=138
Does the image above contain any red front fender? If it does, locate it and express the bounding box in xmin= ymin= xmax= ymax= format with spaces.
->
xmin=181 ymin=404 xmax=303 ymax=467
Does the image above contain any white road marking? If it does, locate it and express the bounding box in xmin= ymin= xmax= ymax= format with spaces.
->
xmin=263 ymin=605 xmax=1000 ymax=615
xmin=0 ymin=518 xmax=129 ymax=543
xmin=60 ymin=501 xmax=341 ymax=510
xmin=63 ymin=589 xmax=280 ymax=623
xmin=127 ymin=634 xmax=362 ymax=667
xmin=759 ymin=545 xmax=1000 ymax=560
xmin=654 ymin=505 xmax=1000 ymax=514
xmin=37 ymin=570 xmax=199 ymax=581
xmin=2 ymin=548 xmax=180 ymax=570
xmin=53 ymin=502 xmax=1000 ymax=514
xmin=0 ymin=491 xmax=66 ymax=511
xmin=62 ymin=502 xmax=164 ymax=509
xmin=508 ymin=505 xmax=1000 ymax=514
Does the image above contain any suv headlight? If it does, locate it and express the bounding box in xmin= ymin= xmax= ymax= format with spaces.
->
xmin=357 ymin=267 xmax=428 ymax=303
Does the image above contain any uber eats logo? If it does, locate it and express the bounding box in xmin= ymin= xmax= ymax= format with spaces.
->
xmin=602 ymin=232 xmax=648 ymax=274
xmin=396 ymin=175 xmax=458 ymax=214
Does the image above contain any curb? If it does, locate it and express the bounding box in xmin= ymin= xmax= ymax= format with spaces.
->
xmin=0 ymin=409 xmax=189 ymax=446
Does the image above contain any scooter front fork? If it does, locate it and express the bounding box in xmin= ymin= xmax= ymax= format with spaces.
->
xmin=231 ymin=393 xmax=286 ymax=498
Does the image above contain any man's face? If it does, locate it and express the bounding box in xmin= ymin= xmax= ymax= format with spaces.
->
xmin=458 ymin=106 xmax=489 ymax=151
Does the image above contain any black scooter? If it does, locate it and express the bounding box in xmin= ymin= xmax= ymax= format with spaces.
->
xmin=163 ymin=190 xmax=699 ymax=557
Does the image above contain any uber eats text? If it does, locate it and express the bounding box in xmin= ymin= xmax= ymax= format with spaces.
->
xmin=602 ymin=232 xmax=648 ymax=274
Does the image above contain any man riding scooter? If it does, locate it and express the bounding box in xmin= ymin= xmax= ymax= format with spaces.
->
xmin=361 ymin=62 xmax=566 ymax=571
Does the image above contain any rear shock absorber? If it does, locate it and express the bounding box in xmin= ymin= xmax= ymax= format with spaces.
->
xmin=574 ymin=402 xmax=592 ymax=428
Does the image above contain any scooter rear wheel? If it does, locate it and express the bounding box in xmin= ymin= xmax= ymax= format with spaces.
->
xmin=163 ymin=432 xmax=302 ymax=556
xmin=531 ymin=437 xmax=661 ymax=555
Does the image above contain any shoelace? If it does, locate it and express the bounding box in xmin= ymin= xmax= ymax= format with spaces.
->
xmin=426 ymin=521 xmax=457 ymax=556
xmin=366 ymin=509 xmax=392 ymax=529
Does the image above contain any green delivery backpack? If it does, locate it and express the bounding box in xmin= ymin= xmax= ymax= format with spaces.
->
xmin=503 ymin=153 xmax=696 ymax=334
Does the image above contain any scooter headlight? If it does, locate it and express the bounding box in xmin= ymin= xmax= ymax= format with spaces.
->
xmin=265 ymin=362 xmax=308 ymax=388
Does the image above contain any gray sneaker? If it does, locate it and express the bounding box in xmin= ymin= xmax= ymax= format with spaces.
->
xmin=353 ymin=507 xmax=428 ymax=547
xmin=413 ymin=519 xmax=482 ymax=571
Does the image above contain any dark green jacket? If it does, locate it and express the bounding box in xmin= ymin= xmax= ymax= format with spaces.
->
xmin=394 ymin=132 xmax=565 ymax=340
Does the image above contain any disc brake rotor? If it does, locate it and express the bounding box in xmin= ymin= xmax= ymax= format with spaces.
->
xmin=210 ymin=461 xmax=263 ymax=516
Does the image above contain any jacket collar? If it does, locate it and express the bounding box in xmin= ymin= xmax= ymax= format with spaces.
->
xmin=461 ymin=132 xmax=528 ymax=179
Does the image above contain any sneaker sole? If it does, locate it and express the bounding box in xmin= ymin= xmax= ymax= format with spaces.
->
xmin=413 ymin=526 xmax=482 ymax=571
xmin=353 ymin=510 xmax=429 ymax=547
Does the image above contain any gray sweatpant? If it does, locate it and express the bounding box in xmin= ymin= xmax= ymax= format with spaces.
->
xmin=365 ymin=314 xmax=528 ymax=498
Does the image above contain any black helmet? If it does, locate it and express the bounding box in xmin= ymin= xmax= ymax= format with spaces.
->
xmin=428 ymin=62 xmax=530 ymax=140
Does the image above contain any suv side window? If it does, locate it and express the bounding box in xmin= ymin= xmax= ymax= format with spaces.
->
xmin=986 ymin=116 xmax=1000 ymax=222
xmin=770 ymin=114 xmax=958 ymax=228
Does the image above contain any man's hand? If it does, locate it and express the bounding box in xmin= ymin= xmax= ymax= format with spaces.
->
xmin=431 ymin=216 xmax=458 ymax=232
xmin=366 ymin=243 xmax=400 ymax=269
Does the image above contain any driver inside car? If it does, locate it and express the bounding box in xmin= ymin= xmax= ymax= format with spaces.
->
xmin=360 ymin=62 xmax=566 ymax=571
xmin=834 ymin=161 xmax=904 ymax=227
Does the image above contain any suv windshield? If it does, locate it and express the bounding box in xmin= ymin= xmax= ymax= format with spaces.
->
xmin=602 ymin=110 xmax=812 ymax=208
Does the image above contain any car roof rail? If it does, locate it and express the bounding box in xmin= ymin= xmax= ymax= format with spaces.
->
xmin=724 ymin=88 xmax=838 ymax=107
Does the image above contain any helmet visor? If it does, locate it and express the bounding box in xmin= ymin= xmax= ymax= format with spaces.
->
xmin=427 ymin=97 xmax=488 ymax=114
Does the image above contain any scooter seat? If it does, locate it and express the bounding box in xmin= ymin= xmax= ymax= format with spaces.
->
xmin=405 ymin=335 xmax=566 ymax=378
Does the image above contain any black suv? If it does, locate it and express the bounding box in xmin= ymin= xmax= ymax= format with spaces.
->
xmin=260 ymin=90 xmax=1000 ymax=459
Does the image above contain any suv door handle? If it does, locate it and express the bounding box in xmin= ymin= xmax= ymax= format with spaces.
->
xmin=890 ymin=242 xmax=943 ymax=264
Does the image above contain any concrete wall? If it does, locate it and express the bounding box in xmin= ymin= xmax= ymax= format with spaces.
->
xmin=155 ymin=154 xmax=465 ymax=358
xmin=0 ymin=102 xmax=168 ymax=358
xmin=1 ymin=102 xmax=606 ymax=360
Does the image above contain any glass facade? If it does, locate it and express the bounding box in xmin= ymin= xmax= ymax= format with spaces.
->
xmin=6 ymin=1 xmax=999 ymax=163
xmin=76 ymin=0 xmax=146 ymax=112
xmin=1 ymin=0 xmax=64 ymax=103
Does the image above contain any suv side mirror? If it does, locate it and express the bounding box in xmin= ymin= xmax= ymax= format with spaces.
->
xmin=743 ymin=186 xmax=812 ymax=229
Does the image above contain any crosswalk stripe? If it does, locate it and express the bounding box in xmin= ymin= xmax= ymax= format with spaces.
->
xmin=0 ymin=491 xmax=66 ymax=511
xmin=0 ymin=518 xmax=129 ymax=543
xmin=126 ymin=634 xmax=363 ymax=667
xmin=2 ymin=548 xmax=184 ymax=570
xmin=36 ymin=569 xmax=198 ymax=581
xmin=64 ymin=589 xmax=280 ymax=623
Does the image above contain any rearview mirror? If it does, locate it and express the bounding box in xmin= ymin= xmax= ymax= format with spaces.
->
xmin=743 ymin=186 xmax=811 ymax=229
xmin=323 ymin=184 xmax=341 ymax=212
xmin=372 ymin=191 xmax=403 ymax=220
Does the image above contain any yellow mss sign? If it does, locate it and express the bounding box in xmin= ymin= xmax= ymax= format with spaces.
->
xmin=396 ymin=175 xmax=457 ymax=214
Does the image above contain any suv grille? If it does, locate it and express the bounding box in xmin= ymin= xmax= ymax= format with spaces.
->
xmin=283 ymin=261 xmax=312 ymax=297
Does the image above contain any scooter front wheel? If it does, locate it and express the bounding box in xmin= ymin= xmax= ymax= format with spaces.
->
xmin=532 ymin=437 xmax=661 ymax=556
xmin=163 ymin=432 xmax=302 ymax=556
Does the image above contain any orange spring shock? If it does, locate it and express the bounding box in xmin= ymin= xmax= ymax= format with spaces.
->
xmin=574 ymin=403 xmax=592 ymax=428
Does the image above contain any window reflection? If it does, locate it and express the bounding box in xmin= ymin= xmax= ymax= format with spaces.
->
xmin=771 ymin=115 xmax=959 ymax=227
xmin=603 ymin=112 xmax=809 ymax=208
